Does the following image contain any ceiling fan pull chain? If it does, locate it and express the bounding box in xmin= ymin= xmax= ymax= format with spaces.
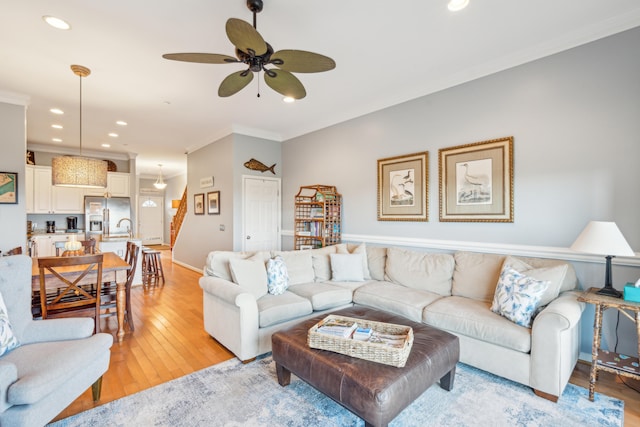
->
xmin=257 ymin=73 xmax=261 ymax=98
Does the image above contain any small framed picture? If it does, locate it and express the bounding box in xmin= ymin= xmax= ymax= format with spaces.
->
xmin=194 ymin=193 xmax=205 ymax=215
xmin=0 ymin=172 xmax=18 ymax=204
xmin=207 ymin=191 xmax=220 ymax=215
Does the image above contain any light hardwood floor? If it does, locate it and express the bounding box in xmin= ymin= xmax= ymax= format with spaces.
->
xmin=54 ymin=249 xmax=640 ymax=425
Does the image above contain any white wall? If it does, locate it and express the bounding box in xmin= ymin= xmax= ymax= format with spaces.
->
xmin=281 ymin=27 xmax=640 ymax=357
xmin=0 ymin=96 xmax=28 ymax=253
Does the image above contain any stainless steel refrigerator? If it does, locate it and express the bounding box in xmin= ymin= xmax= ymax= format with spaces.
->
xmin=85 ymin=196 xmax=132 ymax=240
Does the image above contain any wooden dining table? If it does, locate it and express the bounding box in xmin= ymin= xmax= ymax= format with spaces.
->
xmin=31 ymin=252 xmax=131 ymax=342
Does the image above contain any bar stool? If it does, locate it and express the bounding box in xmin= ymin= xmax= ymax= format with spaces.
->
xmin=141 ymin=247 xmax=165 ymax=286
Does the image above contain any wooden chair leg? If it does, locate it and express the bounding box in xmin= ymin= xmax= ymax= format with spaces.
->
xmin=92 ymin=376 xmax=103 ymax=402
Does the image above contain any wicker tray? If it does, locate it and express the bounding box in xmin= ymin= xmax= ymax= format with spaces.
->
xmin=308 ymin=314 xmax=414 ymax=367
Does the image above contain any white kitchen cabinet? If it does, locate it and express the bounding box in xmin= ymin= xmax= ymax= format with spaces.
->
xmin=29 ymin=165 xmax=84 ymax=214
xmin=25 ymin=165 xmax=34 ymax=213
xmin=31 ymin=234 xmax=71 ymax=257
xmin=99 ymin=238 xmax=143 ymax=286
xmin=84 ymin=172 xmax=130 ymax=197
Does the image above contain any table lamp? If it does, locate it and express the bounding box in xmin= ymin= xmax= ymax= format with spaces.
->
xmin=570 ymin=221 xmax=635 ymax=298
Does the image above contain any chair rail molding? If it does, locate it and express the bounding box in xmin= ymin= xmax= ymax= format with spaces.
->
xmin=281 ymin=230 xmax=640 ymax=268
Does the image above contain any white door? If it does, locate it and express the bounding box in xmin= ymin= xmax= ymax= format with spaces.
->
xmin=138 ymin=196 xmax=164 ymax=245
xmin=242 ymin=176 xmax=281 ymax=251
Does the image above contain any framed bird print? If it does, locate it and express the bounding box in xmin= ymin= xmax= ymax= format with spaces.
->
xmin=439 ymin=136 xmax=513 ymax=222
xmin=377 ymin=152 xmax=428 ymax=221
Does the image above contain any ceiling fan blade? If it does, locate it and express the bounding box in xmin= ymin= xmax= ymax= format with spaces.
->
xmin=264 ymin=69 xmax=306 ymax=99
xmin=270 ymin=50 xmax=336 ymax=73
xmin=162 ymin=53 xmax=238 ymax=64
xmin=218 ymin=70 xmax=254 ymax=97
xmin=226 ymin=18 xmax=267 ymax=56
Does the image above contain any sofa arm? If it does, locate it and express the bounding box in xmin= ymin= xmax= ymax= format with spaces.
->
xmin=199 ymin=276 xmax=260 ymax=361
xmin=20 ymin=318 xmax=94 ymax=345
xmin=0 ymin=361 xmax=18 ymax=413
xmin=530 ymin=291 xmax=585 ymax=398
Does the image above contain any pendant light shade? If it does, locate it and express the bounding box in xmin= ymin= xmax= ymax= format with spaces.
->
xmin=154 ymin=164 xmax=167 ymax=190
xmin=52 ymin=65 xmax=108 ymax=188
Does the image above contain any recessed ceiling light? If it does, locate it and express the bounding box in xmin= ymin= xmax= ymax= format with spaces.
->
xmin=50 ymin=108 xmax=64 ymax=115
xmin=42 ymin=15 xmax=71 ymax=30
xmin=283 ymin=97 xmax=295 ymax=103
xmin=116 ymin=120 xmax=128 ymax=126
xmin=448 ymin=0 xmax=469 ymax=12
xmin=52 ymin=138 xmax=62 ymax=142
xmin=101 ymin=143 xmax=111 ymax=148
xmin=51 ymin=124 xmax=63 ymax=129
xmin=108 ymin=133 xmax=118 ymax=137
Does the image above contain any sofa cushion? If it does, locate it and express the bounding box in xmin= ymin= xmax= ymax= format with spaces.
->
xmin=266 ymin=256 xmax=289 ymax=295
xmin=423 ymin=296 xmax=532 ymax=353
xmin=365 ymin=246 xmax=387 ymax=281
xmin=0 ymin=292 xmax=19 ymax=356
xmin=272 ymin=250 xmax=315 ymax=286
xmin=229 ymin=257 xmax=269 ymax=300
xmin=384 ymin=247 xmax=454 ymax=296
xmin=204 ymin=251 xmax=254 ymax=282
xmin=502 ymin=256 xmax=568 ymax=307
xmin=257 ymin=292 xmax=313 ymax=328
xmin=337 ymin=243 xmax=371 ymax=280
xmin=491 ymin=267 xmax=549 ymax=328
xmin=451 ymin=252 xmax=505 ymax=302
xmin=3 ymin=333 xmax=113 ymax=405
xmin=288 ymin=282 xmax=353 ymax=311
xmin=330 ymin=253 xmax=365 ymax=282
xmin=509 ymin=255 xmax=577 ymax=293
xmin=309 ymin=245 xmax=338 ymax=282
xmin=353 ymin=281 xmax=443 ymax=322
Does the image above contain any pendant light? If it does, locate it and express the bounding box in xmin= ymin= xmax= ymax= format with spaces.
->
xmin=52 ymin=65 xmax=108 ymax=188
xmin=154 ymin=164 xmax=167 ymax=189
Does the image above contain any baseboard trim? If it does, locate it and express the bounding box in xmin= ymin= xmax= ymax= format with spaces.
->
xmin=172 ymin=259 xmax=202 ymax=273
xmin=281 ymin=230 xmax=640 ymax=267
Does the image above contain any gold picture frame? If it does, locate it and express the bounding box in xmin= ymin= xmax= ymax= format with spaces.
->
xmin=439 ymin=136 xmax=513 ymax=222
xmin=377 ymin=151 xmax=428 ymax=221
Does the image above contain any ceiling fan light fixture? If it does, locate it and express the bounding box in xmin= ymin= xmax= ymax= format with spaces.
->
xmin=283 ymin=96 xmax=295 ymax=103
xmin=154 ymin=164 xmax=167 ymax=190
xmin=448 ymin=0 xmax=469 ymax=12
xmin=52 ymin=65 xmax=108 ymax=189
xmin=42 ymin=15 xmax=71 ymax=30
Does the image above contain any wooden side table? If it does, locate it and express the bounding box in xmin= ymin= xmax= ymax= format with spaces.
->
xmin=578 ymin=287 xmax=640 ymax=401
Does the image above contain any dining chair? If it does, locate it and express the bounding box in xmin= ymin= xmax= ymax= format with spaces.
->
xmin=38 ymin=254 xmax=104 ymax=333
xmin=55 ymin=238 xmax=99 ymax=256
xmin=101 ymin=242 xmax=139 ymax=331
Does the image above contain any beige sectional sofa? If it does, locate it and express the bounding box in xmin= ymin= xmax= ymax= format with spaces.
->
xmin=199 ymin=243 xmax=585 ymax=400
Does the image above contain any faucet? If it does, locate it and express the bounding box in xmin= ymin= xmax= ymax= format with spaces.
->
xmin=116 ymin=218 xmax=133 ymax=238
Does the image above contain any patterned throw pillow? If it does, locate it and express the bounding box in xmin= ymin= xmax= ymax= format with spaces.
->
xmin=0 ymin=291 xmax=19 ymax=356
xmin=490 ymin=267 xmax=549 ymax=328
xmin=267 ymin=256 xmax=289 ymax=295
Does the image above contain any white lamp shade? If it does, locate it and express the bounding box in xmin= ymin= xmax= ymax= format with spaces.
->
xmin=570 ymin=221 xmax=635 ymax=256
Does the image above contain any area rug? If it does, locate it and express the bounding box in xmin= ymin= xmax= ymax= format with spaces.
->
xmin=50 ymin=356 xmax=623 ymax=427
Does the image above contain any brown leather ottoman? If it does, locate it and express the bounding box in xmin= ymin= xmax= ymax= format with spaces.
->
xmin=271 ymin=306 xmax=459 ymax=427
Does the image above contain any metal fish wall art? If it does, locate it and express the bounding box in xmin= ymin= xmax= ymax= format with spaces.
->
xmin=244 ymin=158 xmax=276 ymax=174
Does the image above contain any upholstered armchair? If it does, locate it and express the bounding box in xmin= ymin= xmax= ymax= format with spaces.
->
xmin=0 ymin=255 xmax=113 ymax=427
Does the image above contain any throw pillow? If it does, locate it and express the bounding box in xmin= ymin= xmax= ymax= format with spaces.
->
xmin=491 ymin=267 xmax=549 ymax=328
xmin=266 ymin=256 xmax=289 ymax=295
xmin=228 ymin=257 xmax=269 ymax=300
xmin=336 ymin=243 xmax=371 ymax=280
xmin=0 ymin=291 xmax=19 ymax=356
xmin=330 ymin=253 xmax=365 ymax=282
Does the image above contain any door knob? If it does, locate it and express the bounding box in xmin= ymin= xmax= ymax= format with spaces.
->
xmin=246 ymin=236 xmax=251 ymax=240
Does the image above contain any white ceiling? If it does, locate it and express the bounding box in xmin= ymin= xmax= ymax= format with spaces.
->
xmin=2 ymin=1 xmax=639 ymax=179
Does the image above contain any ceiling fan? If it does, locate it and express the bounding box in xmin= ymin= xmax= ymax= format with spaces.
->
xmin=162 ymin=0 xmax=336 ymax=99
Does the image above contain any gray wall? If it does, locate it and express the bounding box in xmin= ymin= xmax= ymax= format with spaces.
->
xmin=281 ymin=27 xmax=640 ymax=357
xmin=0 ymin=99 xmax=27 ymax=253
xmin=173 ymin=133 xmax=282 ymax=268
